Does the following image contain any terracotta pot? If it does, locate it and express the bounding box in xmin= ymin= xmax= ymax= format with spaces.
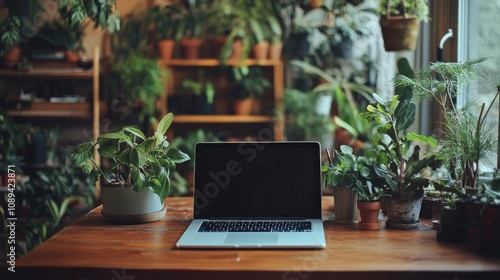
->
xmin=157 ymin=39 xmax=175 ymax=60
xmin=269 ymin=42 xmax=283 ymax=60
xmin=252 ymin=41 xmax=270 ymax=60
xmin=332 ymin=187 xmax=358 ymax=224
xmin=181 ymin=38 xmax=204 ymax=59
xmin=3 ymin=46 xmax=21 ymax=68
xmin=384 ymin=191 xmax=423 ymax=230
xmin=481 ymin=206 xmax=500 ymax=257
xmin=65 ymin=50 xmax=80 ymax=63
xmin=232 ymin=98 xmax=254 ymax=115
xmin=229 ymin=38 xmax=244 ymax=61
xmin=379 ymin=15 xmax=420 ymax=51
xmin=210 ymin=36 xmax=228 ymax=58
xmin=357 ymin=200 xmax=380 ymax=230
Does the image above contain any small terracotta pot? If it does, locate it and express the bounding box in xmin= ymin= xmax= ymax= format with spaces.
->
xmin=181 ymin=38 xmax=204 ymax=59
xmin=269 ymin=42 xmax=283 ymax=60
xmin=3 ymin=46 xmax=21 ymax=68
xmin=157 ymin=39 xmax=175 ymax=60
xmin=357 ymin=200 xmax=381 ymax=230
xmin=232 ymin=98 xmax=254 ymax=115
xmin=252 ymin=41 xmax=270 ymax=60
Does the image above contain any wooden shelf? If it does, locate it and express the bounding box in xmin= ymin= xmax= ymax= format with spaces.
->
xmin=173 ymin=115 xmax=274 ymax=123
xmin=7 ymin=109 xmax=91 ymax=119
xmin=0 ymin=67 xmax=98 ymax=79
xmin=162 ymin=59 xmax=282 ymax=67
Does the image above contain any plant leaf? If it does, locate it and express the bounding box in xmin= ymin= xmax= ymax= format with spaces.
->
xmin=156 ymin=113 xmax=173 ymax=136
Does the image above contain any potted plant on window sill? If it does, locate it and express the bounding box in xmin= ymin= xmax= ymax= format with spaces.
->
xmin=71 ymin=113 xmax=190 ymax=223
xmin=323 ymin=145 xmax=390 ymax=229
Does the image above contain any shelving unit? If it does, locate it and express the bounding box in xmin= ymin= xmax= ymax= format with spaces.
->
xmin=1 ymin=47 xmax=103 ymax=141
xmin=160 ymin=59 xmax=284 ymax=140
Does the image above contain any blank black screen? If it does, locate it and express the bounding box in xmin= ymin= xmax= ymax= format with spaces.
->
xmin=193 ymin=142 xmax=322 ymax=219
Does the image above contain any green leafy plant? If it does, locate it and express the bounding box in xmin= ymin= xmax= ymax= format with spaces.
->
xmin=359 ymin=89 xmax=440 ymax=193
xmin=110 ymin=54 xmax=167 ymax=124
xmin=0 ymin=0 xmax=120 ymax=53
xmin=178 ymin=0 xmax=208 ymax=39
xmin=147 ymin=5 xmax=183 ymax=41
xmin=289 ymin=60 xmax=376 ymax=146
xmin=322 ymin=3 xmax=374 ymax=46
xmin=31 ymin=19 xmax=85 ymax=51
xmin=378 ymin=0 xmax=430 ymax=21
xmin=71 ymin=113 xmax=190 ymax=202
xmin=284 ymin=88 xmax=335 ymax=142
xmin=394 ymin=58 xmax=500 ymax=193
xmin=212 ymin=0 xmax=282 ymax=64
xmin=227 ymin=66 xmax=271 ymax=99
xmin=323 ymin=145 xmax=390 ymax=201
xmin=182 ymin=70 xmax=215 ymax=105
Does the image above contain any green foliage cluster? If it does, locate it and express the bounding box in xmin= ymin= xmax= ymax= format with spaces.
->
xmin=71 ymin=113 xmax=190 ymax=202
xmin=228 ymin=66 xmax=271 ymax=99
xmin=323 ymin=145 xmax=389 ymax=201
xmin=394 ymin=58 xmax=500 ymax=192
xmin=378 ymin=0 xmax=429 ymax=21
xmin=110 ymin=54 xmax=167 ymax=124
xmin=0 ymin=0 xmax=120 ymax=53
xmin=359 ymin=89 xmax=439 ymax=193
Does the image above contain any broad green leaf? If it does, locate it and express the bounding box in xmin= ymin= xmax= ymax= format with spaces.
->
xmin=98 ymin=141 xmax=119 ymax=158
xmin=156 ymin=113 xmax=173 ymax=136
xmin=340 ymin=145 xmax=353 ymax=154
xmin=406 ymin=132 xmax=438 ymax=147
xmin=395 ymin=102 xmax=416 ymax=131
xmin=123 ymin=126 xmax=145 ymax=140
xmin=167 ymin=148 xmax=190 ymax=163
xmin=138 ymin=138 xmax=157 ymax=153
xmin=133 ymin=170 xmax=147 ymax=192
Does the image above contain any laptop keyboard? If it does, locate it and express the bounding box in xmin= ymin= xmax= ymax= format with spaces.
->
xmin=198 ymin=221 xmax=312 ymax=232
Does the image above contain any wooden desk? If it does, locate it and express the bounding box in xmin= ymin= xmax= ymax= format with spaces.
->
xmin=14 ymin=197 xmax=500 ymax=280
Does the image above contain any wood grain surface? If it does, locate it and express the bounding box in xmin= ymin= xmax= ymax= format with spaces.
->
xmin=14 ymin=197 xmax=500 ymax=280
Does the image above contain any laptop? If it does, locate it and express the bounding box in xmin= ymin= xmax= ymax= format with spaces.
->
xmin=176 ymin=141 xmax=326 ymax=249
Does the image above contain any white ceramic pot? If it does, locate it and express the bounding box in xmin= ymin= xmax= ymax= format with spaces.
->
xmin=315 ymin=94 xmax=333 ymax=116
xmin=101 ymin=186 xmax=165 ymax=223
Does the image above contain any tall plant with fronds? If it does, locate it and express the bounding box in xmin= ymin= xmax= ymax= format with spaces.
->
xmin=394 ymin=58 xmax=499 ymax=191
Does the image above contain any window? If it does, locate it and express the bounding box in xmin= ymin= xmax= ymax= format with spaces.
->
xmin=458 ymin=0 xmax=500 ymax=169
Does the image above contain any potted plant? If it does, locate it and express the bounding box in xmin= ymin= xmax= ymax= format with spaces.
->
xmin=321 ymin=3 xmax=374 ymax=59
xmin=71 ymin=113 xmax=190 ymax=223
xmin=359 ymin=89 xmax=440 ymax=229
xmin=178 ymin=0 xmax=208 ymax=59
xmin=227 ymin=66 xmax=271 ymax=115
xmin=110 ymin=54 xmax=167 ymax=126
xmin=28 ymin=19 xmax=86 ymax=62
xmin=182 ymin=70 xmax=215 ymax=115
xmin=214 ymin=0 xmax=280 ymax=64
xmin=288 ymin=60 xmax=376 ymax=152
xmin=378 ymin=0 xmax=429 ymax=51
xmin=147 ymin=5 xmax=183 ymax=60
xmin=480 ymin=172 xmax=500 ymax=256
xmin=394 ymin=58 xmax=499 ymax=227
xmin=324 ymin=145 xmax=389 ymax=229
xmin=0 ymin=0 xmax=120 ymax=54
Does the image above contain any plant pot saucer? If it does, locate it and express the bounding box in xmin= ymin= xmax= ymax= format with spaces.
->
xmin=101 ymin=207 xmax=166 ymax=224
xmin=385 ymin=220 xmax=420 ymax=230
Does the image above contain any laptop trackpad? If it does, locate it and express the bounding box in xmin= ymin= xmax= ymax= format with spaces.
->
xmin=224 ymin=233 xmax=278 ymax=245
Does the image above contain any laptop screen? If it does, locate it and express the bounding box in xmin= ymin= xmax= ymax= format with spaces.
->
xmin=193 ymin=142 xmax=322 ymax=219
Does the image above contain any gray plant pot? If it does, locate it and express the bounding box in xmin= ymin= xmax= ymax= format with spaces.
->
xmin=332 ymin=187 xmax=358 ymax=224
xmin=385 ymin=191 xmax=424 ymax=230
